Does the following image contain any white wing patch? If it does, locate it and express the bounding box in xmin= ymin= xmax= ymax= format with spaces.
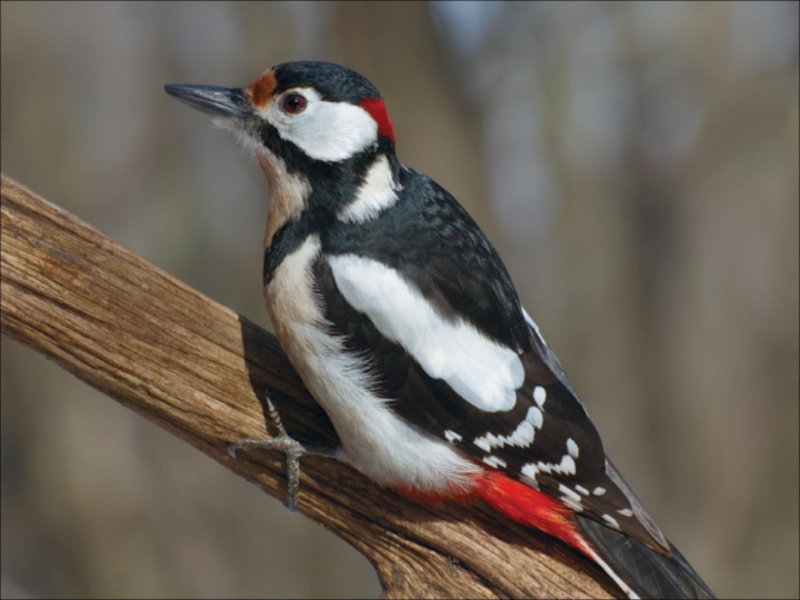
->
xmin=259 ymin=87 xmax=378 ymax=162
xmin=266 ymin=236 xmax=481 ymax=493
xmin=328 ymin=255 xmax=525 ymax=412
xmin=339 ymin=155 xmax=400 ymax=222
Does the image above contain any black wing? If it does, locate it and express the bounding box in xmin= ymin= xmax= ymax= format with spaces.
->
xmin=320 ymin=168 xmax=668 ymax=553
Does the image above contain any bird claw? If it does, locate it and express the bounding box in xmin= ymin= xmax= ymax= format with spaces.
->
xmin=227 ymin=396 xmax=339 ymax=513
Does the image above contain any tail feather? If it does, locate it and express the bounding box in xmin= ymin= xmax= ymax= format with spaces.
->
xmin=574 ymin=514 xmax=716 ymax=599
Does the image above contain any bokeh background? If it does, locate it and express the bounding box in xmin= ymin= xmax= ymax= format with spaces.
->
xmin=1 ymin=2 xmax=797 ymax=598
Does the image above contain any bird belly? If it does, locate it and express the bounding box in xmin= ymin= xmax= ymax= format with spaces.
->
xmin=265 ymin=235 xmax=481 ymax=494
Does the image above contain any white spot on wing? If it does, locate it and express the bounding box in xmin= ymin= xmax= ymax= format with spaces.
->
xmin=575 ymin=484 xmax=590 ymax=496
xmin=482 ymin=455 xmax=507 ymax=469
xmin=473 ymin=406 xmax=544 ymax=453
xmin=560 ymin=495 xmax=584 ymax=512
xmin=558 ymin=484 xmax=582 ymax=502
xmin=339 ymin=155 xmax=400 ymax=222
xmin=602 ymin=514 xmax=620 ymax=529
xmin=532 ymin=452 xmax=576 ymax=477
xmin=566 ymin=438 xmax=579 ymax=458
xmin=444 ymin=429 xmax=462 ymax=443
xmin=617 ymin=508 xmax=634 ymax=517
xmin=593 ymin=486 xmax=606 ymax=496
xmin=529 ymin=407 xmax=543 ymax=429
xmin=329 ymin=255 xmax=524 ymax=412
xmin=509 ymin=421 xmax=535 ymax=446
xmin=559 ymin=455 xmax=576 ymax=475
xmin=533 ymin=385 xmax=547 ymax=408
xmin=474 ymin=437 xmax=492 ymax=453
xmin=521 ymin=463 xmax=538 ymax=482
xmin=533 ymin=386 xmax=547 ymax=407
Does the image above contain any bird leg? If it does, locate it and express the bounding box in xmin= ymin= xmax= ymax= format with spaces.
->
xmin=227 ymin=393 xmax=340 ymax=512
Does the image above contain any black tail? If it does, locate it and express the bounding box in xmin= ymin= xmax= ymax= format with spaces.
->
xmin=574 ymin=514 xmax=716 ymax=599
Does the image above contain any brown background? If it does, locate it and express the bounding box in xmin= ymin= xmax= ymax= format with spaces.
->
xmin=1 ymin=2 xmax=797 ymax=598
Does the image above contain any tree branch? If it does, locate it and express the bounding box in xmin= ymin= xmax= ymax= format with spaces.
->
xmin=0 ymin=173 xmax=619 ymax=599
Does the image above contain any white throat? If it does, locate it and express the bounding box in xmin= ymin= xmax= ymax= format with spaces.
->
xmin=256 ymin=145 xmax=311 ymax=248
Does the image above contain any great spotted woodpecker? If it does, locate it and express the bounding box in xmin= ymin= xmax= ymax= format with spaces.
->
xmin=166 ymin=61 xmax=715 ymax=600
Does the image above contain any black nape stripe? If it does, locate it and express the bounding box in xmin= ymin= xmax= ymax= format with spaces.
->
xmin=260 ymin=132 xmax=398 ymax=286
xmin=258 ymin=122 xmax=395 ymax=225
xmin=264 ymin=218 xmax=312 ymax=285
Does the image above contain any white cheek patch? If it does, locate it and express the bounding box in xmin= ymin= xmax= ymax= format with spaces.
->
xmin=261 ymin=88 xmax=379 ymax=162
xmin=328 ymin=255 xmax=524 ymax=412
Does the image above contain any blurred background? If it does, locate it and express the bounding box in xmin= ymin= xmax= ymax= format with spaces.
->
xmin=1 ymin=2 xmax=797 ymax=598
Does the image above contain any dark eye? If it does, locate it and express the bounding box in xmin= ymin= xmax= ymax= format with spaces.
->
xmin=282 ymin=93 xmax=307 ymax=114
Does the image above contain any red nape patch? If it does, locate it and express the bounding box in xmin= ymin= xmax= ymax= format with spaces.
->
xmin=474 ymin=471 xmax=589 ymax=557
xmin=359 ymin=97 xmax=395 ymax=142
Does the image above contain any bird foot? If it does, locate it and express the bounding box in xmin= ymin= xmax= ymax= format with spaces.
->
xmin=227 ymin=395 xmax=339 ymax=512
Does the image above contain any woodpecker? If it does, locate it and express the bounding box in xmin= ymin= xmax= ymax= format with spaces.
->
xmin=166 ymin=61 xmax=715 ymax=600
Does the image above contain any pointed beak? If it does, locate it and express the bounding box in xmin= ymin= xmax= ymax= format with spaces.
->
xmin=164 ymin=84 xmax=251 ymax=120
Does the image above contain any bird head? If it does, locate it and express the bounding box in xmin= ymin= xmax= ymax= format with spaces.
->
xmin=166 ymin=61 xmax=395 ymax=170
xmin=166 ymin=61 xmax=400 ymax=234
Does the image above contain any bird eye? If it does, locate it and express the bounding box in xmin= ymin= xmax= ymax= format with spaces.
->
xmin=282 ymin=93 xmax=307 ymax=114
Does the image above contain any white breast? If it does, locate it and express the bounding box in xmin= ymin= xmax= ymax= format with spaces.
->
xmin=264 ymin=235 xmax=481 ymax=493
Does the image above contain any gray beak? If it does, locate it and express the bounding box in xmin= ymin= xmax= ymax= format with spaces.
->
xmin=164 ymin=84 xmax=251 ymax=120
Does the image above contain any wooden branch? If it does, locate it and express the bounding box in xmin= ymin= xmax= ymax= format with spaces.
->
xmin=0 ymin=173 xmax=619 ymax=599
